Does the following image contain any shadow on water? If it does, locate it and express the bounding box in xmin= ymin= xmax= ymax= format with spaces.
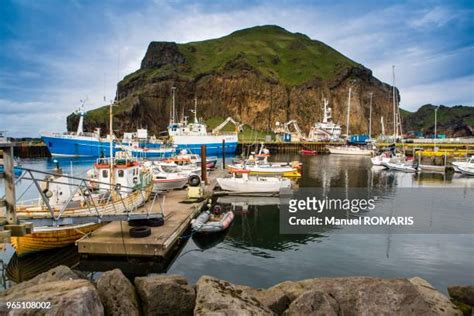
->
xmin=6 ymin=246 xmax=80 ymax=284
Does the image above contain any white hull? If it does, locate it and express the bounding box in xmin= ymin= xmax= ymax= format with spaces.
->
xmin=458 ymin=166 xmax=474 ymax=176
xmin=217 ymin=177 xmax=291 ymax=193
xmin=171 ymin=134 xmax=238 ymax=145
xmin=328 ymin=146 xmax=373 ymax=156
xmin=382 ymin=161 xmax=417 ymax=173
xmin=153 ymin=177 xmax=188 ymax=191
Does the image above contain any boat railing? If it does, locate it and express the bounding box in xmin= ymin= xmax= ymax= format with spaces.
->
xmin=3 ymin=167 xmax=164 ymax=227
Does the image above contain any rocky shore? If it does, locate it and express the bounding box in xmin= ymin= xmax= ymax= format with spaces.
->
xmin=1 ymin=265 xmax=472 ymax=315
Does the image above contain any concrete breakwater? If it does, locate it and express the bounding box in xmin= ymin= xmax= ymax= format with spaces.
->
xmin=1 ymin=265 xmax=472 ymax=315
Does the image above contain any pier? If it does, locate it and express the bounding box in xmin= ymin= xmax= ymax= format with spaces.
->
xmin=76 ymin=169 xmax=225 ymax=258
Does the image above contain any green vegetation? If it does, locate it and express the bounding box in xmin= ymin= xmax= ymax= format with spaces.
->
xmin=402 ymin=104 xmax=474 ymax=135
xmin=122 ymin=25 xmax=358 ymax=87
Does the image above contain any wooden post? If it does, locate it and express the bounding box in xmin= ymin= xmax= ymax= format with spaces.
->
xmin=201 ymin=145 xmax=208 ymax=185
xmin=3 ymin=145 xmax=17 ymax=224
xmin=222 ymin=139 xmax=226 ymax=169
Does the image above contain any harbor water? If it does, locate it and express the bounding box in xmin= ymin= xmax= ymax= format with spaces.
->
xmin=0 ymin=154 xmax=473 ymax=293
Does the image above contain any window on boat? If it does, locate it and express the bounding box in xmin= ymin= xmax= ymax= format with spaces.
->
xmin=118 ymin=170 xmax=124 ymax=178
xmin=102 ymin=170 xmax=108 ymax=178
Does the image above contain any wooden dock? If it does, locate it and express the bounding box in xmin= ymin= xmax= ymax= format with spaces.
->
xmin=76 ymin=169 xmax=225 ymax=258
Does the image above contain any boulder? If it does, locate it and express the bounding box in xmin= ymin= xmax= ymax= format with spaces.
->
xmin=271 ymin=276 xmax=461 ymax=315
xmin=134 ymin=274 xmax=195 ymax=315
xmin=284 ymin=290 xmax=339 ymax=315
xmin=242 ymin=286 xmax=290 ymax=315
xmin=2 ymin=265 xmax=80 ymax=298
xmin=194 ymin=275 xmax=273 ymax=315
xmin=96 ymin=269 xmax=140 ymax=316
xmin=448 ymin=285 xmax=474 ymax=306
xmin=2 ymin=279 xmax=104 ymax=315
xmin=409 ymin=277 xmax=463 ymax=315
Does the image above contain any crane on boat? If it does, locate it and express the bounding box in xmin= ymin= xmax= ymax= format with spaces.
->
xmin=212 ymin=117 xmax=243 ymax=135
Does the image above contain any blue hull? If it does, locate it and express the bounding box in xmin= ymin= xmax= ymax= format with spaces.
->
xmin=42 ymin=136 xmax=115 ymax=158
xmin=176 ymin=142 xmax=237 ymax=156
xmin=43 ymin=136 xmax=238 ymax=158
xmin=0 ymin=166 xmax=23 ymax=177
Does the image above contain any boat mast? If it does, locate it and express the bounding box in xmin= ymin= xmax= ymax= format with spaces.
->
xmin=368 ymin=92 xmax=373 ymax=139
xmin=392 ymin=65 xmax=397 ymax=139
xmin=194 ymin=97 xmax=198 ymax=123
xmin=381 ymin=116 xmax=385 ymax=137
xmin=109 ymin=101 xmax=114 ymax=189
xmin=171 ymin=86 xmax=176 ymax=124
xmin=346 ymin=87 xmax=352 ymax=139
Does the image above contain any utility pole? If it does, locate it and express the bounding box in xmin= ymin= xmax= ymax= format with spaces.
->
xmin=434 ymin=106 xmax=439 ymax=140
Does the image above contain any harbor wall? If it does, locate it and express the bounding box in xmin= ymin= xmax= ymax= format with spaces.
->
xmin=1 ymin=265 xmax=470 ymax=315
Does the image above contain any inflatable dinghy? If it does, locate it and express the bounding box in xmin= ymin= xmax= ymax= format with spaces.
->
xmin=191 ymin=210 xmax=234 ymax=234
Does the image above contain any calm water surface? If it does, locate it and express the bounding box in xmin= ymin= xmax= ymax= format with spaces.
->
xmin=1 ymin=155 xmax=473 ymax=293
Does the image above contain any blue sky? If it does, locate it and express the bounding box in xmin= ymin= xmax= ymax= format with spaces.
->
xmin=1 ymin=0 xmax=473 ymax=137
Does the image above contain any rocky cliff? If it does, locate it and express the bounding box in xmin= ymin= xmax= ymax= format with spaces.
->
xmin=402 ymin=104 xmax=474 ymax=137
xmin=68 ymin=25 xmax=399 ymax=136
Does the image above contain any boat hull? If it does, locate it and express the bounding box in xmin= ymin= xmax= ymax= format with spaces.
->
xmin=153 ymin=177 xmax=188 ymax=191
xmin=42 ymin=135 xmax=115 ymax=158
xmin=328 ymin=147 xmax=373 ymax=156
xmin=172 ymin=134 xmax=238 ymax=156
xmin=11 ymin=223 xmax=104 ymax=257
xmin=217 ymin=177 xmax=291 ymax=193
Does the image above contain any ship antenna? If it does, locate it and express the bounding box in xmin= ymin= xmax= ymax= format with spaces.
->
xmin=171 ymin=87 xmax=177 ymax=124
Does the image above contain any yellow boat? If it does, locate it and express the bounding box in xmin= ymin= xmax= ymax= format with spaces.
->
xmin=11 ymin=223 xmax=104 ymax=257
xmin=12 ymin=155 xmax=153 ymax=257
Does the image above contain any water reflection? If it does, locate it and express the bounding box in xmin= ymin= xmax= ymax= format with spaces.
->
xmin=6 ymin=246 xmax=79 ymax=284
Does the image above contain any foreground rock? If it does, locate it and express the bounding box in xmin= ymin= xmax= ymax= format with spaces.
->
xmin=194 ymin=276 xmax=273 ymax=315
xmin=448 ymin=285 xmax=474 ymax=306
xmin=134 ymin=274 xmax=195 ymax=315
xmin=255 ymin=276 xmax=461 ymax=315
xmin=97 ymin=269 xmax=140 ymax=316
xmin=1 ymin=266 xmax=103 ymax=315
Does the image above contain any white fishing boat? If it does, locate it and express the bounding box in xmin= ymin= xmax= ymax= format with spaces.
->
xmin=150 ymin=164 xmax=189 ymax=191
xmin=217 ymin=170 xmax=292 ymax=194
xmin=306 ymin=99 xmax=342 ymax=141
xmin=328 ymin=146 xmax=373 ymax=156
xmin=171 ymin=150 xmax=218 ymax=169
xmin=382 ymin=160 xmax=418 ymax=173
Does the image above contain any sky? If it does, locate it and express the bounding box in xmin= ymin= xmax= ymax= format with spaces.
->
xmin=0 ymin=0 xmax=473 ymax=137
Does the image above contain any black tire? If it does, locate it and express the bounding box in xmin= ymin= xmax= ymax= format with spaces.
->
xmin=128 ymin=219 xmax=148 ymax=227
xmin=129 ymin=226 xmax=151 ymax=238
xmin=146 ymin=217 xmax=164 ymax=227
xmin=188 ymin=175 xmax=201 ymax=187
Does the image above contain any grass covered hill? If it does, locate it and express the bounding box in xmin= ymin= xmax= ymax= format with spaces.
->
xmin=70 ymin=25 xmax=396 ymax=136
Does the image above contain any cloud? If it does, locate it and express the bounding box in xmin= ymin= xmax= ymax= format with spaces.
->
xmin=0 ymin=0 xmax=472 ymax=137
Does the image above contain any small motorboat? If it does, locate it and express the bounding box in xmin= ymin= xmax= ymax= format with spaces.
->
xmin=458 ymin=165 xmax=474 ymax=176
xmin=452 ymin=157 xmax=474 ymax=173
xmin=382 ymin=160 xmax=418 ymax=173
xmin=299 ymin=149 xmax=316 ymax=155
xmin=328 ymin=146 xmax=373 ymax=156
xmin=191 ymin=207 xmax=234 ymax=234
xmin=151 ymin=164 xmax=189 ymax=191
xmin=217 ymin=170 xmax=292 ymax=194
xmin=227 ymin=163 xmax=300 ymax=177
xmin=0 ymin=158 xmax=23 ymax=178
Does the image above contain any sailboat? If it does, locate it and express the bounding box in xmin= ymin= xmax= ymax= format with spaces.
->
xmin=328 ymin=87 xmax=373 ymax=156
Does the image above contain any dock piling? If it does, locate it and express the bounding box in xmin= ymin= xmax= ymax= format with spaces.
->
xmin=201 ymin=145 xmax=208 ymax=185
xmin=222 ymin=139 xmax=226 ymax=169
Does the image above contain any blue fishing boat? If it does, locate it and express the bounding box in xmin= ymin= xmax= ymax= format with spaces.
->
xmin=41 ymin=106 xmax=116 ymax=158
